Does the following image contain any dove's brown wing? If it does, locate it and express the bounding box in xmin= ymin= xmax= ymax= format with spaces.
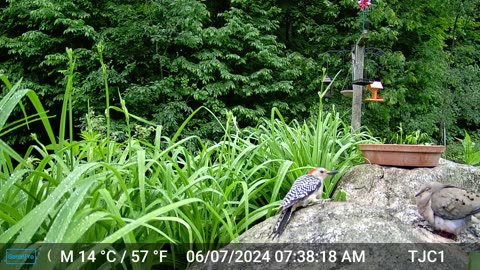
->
xmin=431 ymin=186 xmax=480 ymax=220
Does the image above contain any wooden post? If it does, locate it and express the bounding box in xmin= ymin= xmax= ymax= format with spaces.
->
xmin=351 ymin=30 xmax=368 ymax=131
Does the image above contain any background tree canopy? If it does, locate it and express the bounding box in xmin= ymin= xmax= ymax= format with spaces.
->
xmin=1 ymin=0 xmax=479 ymax=146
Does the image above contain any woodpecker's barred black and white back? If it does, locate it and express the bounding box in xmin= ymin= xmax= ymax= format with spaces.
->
xmin=271 ymin=168 xmax=337 ymax=239
xmin=271 ymin=174 xmax=323 ymax=239
xmin=280 ymin=174 xmax=323 ymax=210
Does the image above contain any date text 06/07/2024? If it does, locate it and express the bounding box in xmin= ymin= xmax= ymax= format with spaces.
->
xmin=186 ymin=249 xmax=365 ymax=264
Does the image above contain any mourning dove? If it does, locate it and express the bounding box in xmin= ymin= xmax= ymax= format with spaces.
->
xmin=415 ymin=182 xmax=480 ymax=234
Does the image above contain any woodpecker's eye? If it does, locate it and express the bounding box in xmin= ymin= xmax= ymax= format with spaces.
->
xmin=320 ymin=170 xmax=325 ymax=173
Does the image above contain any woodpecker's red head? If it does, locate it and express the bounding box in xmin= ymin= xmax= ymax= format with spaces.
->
xmin=308 ymin=167 xmax=338 ymax=179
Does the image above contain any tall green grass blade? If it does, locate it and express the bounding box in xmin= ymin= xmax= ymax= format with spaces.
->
xmin=0 ymin=163 xmax=99 ymax=243
xmin=0 ymin=169 xmax=29 ymax=204
xmin=64 ymin=48 xmax=76 ymax=169
xmin=0 ymin=82 xmax=28 ymax=130
xmin=24 ymin=90 xmax=57 ymax=147
xmin=62 ymin=212 xmax=111 ymax=243
xmin=137 ymin=149 xmax=146 ymax=212
xmin=100 ymin=198 xmax=201 ymax=243
xmin=0 ymin=74 xmax=13 ymax=89
xmin=0 ymin=140 xmax=26 ymax=166
xmin=269 ymin=160 xmax=293 ymax=204
xmin=0 ymin=74 xmax=30 ymax=130
xmin=44 ymin=174 xmax=100 ymax=242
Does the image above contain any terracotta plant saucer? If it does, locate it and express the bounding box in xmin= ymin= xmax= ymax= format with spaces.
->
xmin=358 ymin=144 xmax=446 ymax=167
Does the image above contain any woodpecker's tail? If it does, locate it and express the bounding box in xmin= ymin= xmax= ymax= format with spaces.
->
xmin=270 ymin=206 xmax=293 ymax=239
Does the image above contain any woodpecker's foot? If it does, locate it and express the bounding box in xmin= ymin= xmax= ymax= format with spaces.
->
xmin=269 ymin=231 xmax=279 ymax=240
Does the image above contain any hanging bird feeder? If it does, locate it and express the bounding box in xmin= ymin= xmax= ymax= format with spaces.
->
xmin=323 ymin=75 xmax=332 ymax=85
xmin=340 ymin=67 xmax=354 ymax=97
xmin=340 ymin=89 xmax=353 ymax=97
xmin=321 ymin=61 xmax=334 ymax=98
xmin=322 ymin=75 xmax=334 ymax=97
xmin=352 ymin=78 xmax=373 ymax=86
xmin=364 ymin=80 xmax=384 ymax=102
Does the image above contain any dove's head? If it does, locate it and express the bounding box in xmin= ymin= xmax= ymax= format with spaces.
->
xmin=415 ymin=182 xmax=449 ymax=196
xmin=415 ymin=182 xmax=448 ymax=207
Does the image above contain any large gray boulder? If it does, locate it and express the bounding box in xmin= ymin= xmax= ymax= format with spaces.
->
xmin=192 ymin=159 xmax=480 ymax=270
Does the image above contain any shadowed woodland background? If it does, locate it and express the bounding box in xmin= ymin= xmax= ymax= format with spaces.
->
xmin=1 ymin=2 xmax=480 ymax=268
xmin=1 ymin=0 xmax=480 ymax=147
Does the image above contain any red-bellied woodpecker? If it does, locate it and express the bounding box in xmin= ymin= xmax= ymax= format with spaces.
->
xmin=415 ymin=182 xmax=480 ymax=235
xmin=271 ymin=167 xmax=338 ymax=238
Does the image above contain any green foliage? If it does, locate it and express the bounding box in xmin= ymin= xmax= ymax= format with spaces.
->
xmin=363 ymin=0 xmax=480 ymax=140
xmin=2 ymin=0 xmax=480 ymax=147
xmin=277 ymin=0 xmax=480 ymax=141
xmin=1 ymin=0 xmax=327 ymax=145
xmin=459 ymin=130 xmax=480 ymax=166
xmin=248 ymin=96 xmax=372 ymax=200
xmin=0 ymin=49 xmax=374 ymax=269
xmin=468 ymin=252 xmax=480 ymax=270
xmin=443 ymin=64 xmax=480 ymax=139
xmin=443 ymin=142 xmax=464 ymax=163
xmin=385 ymin=124 xmax=433 ymax=144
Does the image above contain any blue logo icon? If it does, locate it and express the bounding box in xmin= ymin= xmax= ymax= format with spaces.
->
xmin=5 ymin=248 xmax=37 ymax=265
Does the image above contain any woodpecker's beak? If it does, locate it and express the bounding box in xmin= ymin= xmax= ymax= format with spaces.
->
xmin=327 ymin=170 xmax=338 ymax=175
